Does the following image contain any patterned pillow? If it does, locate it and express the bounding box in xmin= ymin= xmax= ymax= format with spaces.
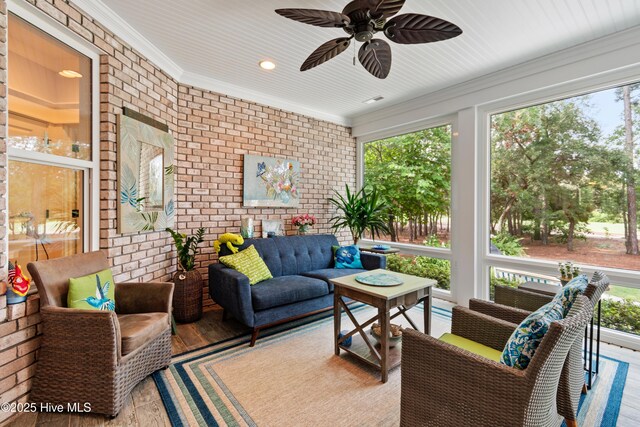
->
xmin=334 ymin=245 xmax=364 ymax=269
xmin=68 ymin=268 xmax=116 ymax=311
xmin=553 ymin=274 xmax=588 ymax=316
xmin=219 ymin=245 xmax=273 ymax=285
xmin=500 ymin=300 xmax=564 ymax=369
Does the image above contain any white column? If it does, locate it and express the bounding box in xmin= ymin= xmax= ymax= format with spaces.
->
xmin=450 ymin=107 xmax=479 ymax=306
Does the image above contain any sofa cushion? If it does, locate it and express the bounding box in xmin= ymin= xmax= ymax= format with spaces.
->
xmin=117 ymin=312 xmax=169 ymax=355
xmin=219 ymin=245 xmax=273 ymax=285
xmin=251 ymin=275 xmax=329 ymax=311
xmin=439 ymin=333 xmax=503 ymax=362
xmin=68 ymin=268 xmax=115 ymax=311
xmin=500 ymin=299 xmax=564 ymax=369
xmin=553 ymin=274 xmax=588 ymax=316
xmin=334 ymin=245 xmax=364 ymax=269
xmin=302 ymin=268 xmax=368 ymax=291
xmin=219 ymin=235 xmax=340 ymax=277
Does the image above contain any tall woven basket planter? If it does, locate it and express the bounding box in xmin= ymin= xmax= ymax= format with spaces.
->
xmin=172 ymin=269 xmax=203 ymax=323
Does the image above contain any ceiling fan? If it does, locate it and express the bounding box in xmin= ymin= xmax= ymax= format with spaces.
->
xmin=275 ymin=0 xmax=462 ymax=79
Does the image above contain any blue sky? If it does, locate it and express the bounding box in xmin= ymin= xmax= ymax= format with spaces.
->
xmin=588 ymin=88 xmax=624 ymax=137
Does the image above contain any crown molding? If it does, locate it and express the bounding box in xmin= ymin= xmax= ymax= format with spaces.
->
xmin=350 ymin=24 xmax=640 ymax=138
xmin=180 ymin=72 xmax=350 ymax=126
xmin=71 ymin=0 xmax=183 ymax=80
xmin=68 ymin=0 xmax=350 ymax=126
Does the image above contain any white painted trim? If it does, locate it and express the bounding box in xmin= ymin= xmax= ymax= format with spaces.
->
xmin=67 ymin=0 xmax=350 ymax=127
xmin=8 ymin=0 xmax=99 ymax=56
xmin=181 ymin=72 xmax=350 ymax=126
xmin=70 ymin=0 xmax=182 ymax=79
xmin=601 ymin=328 xmax=640 ymax=352
xmin=8 ymin=1 xmax=101 ymax=254
xmin=351 ymin=25 xmax=640 ymax=139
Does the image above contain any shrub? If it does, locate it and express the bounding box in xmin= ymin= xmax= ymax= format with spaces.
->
xmin=601 ymin=299 xmax=640 ymax=336
xmin=387 ymin=254 xmax=451 ymax=290
xmin=491 ymin=232 xmax=525 ymax=257
xmin=489 ymin=275 xmax=519 ymax=301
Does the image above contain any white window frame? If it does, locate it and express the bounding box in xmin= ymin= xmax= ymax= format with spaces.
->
xmin=477 ymin=71 xmax=640 ymax=351
xmin=357 ymin=115 xmax=458 ymax=302
xmin=7 ymin=0 xmax=100 ymax=256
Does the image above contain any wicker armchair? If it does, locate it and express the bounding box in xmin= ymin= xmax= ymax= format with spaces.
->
xmin=27 ymin=251 xmax=174 ymax=417
xmin=400 ymin=296 xmax=593 ymax=427
xmin=470 ymin=271 xmax=610 ymax=427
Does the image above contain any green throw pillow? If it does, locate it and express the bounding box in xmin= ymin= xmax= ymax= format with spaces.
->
xmin=219 ymin=245 xmax=273 ymax=285
xmin=68 ymin=268 xmax=116 ymax=311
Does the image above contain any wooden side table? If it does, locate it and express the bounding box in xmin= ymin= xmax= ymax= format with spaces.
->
xmin=331 ymin=270 xmax=436 ymax=383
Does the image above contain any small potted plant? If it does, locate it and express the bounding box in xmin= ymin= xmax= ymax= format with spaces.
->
xmin=558 ymin=261 xmax=581 ymax=285
xmin=166 ymin=227 xmax=206 ymax=323
xmin=292 ymin=214 xmax=316 ymax=235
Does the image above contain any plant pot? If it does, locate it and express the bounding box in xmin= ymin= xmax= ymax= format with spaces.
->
xmin=6 ymin=288 xmax=27 ymax=305
xmin=172 ymin=269 xmax=203 ymax=323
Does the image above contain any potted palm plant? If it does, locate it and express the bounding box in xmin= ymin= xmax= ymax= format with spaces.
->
xmin=329 ymin=184 xmax=390 ymax=245
xmin=166 ymin=227 xmax=205 ymax=322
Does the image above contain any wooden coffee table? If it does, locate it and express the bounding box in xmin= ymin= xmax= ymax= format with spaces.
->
xmin=331 ymin=269 xmax=436 ymax=383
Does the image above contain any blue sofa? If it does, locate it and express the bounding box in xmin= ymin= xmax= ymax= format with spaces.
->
xmin=208 ymin=234 xmax=386 ymax=346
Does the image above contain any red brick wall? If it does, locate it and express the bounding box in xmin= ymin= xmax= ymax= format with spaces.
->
xmin=177 ymin=85 xmax=355 ymax=306
xmin=0 ymin=0 xmax=356 ymax=421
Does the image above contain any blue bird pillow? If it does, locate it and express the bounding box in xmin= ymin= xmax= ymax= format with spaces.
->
xmin=500 ymin=299 xmax=564 ymax=370
xmin=553 ymin=274 xmax=588 ymax=316
xmin=68 ymin=268 xmax=116 ymax=311
xmin=334 ymin=245 xmax=364 ymax=269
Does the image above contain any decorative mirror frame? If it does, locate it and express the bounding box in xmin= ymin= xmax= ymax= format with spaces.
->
xmin=117 ymin=108 xmax=175 ymax=233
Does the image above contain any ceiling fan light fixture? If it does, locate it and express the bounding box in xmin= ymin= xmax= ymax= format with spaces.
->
xmin=259 ymin=60 xmax=276 ymax=70
xmin=363 ymin=95 xmax=384 ymax=104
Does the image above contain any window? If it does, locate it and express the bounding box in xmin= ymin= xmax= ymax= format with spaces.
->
xmin=489 ymin=83 xmax=640 ymax=272
xmin=7 ymin=13 xmax=96 ymax=271
xmin=363 ymin=125 xmax=452 ymax=247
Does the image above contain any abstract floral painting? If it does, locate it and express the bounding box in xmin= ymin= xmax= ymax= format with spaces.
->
xmin=117 ymin=112 xmax=175 ymax=233
xmin=243 ymin=154 xmax=300 ymax=207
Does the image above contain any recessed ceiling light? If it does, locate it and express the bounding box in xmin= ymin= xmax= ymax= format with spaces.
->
xmin=259 ymin=60 xmax=276 ymax=70
xmin=58 ymin=69 xmax=83 ymax=78
xmin=363 ymin=96 xmax=384 ymax=104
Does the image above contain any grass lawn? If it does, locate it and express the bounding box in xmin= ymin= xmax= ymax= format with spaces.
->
xmin=607 ymin=285 xmax=640 ymax=302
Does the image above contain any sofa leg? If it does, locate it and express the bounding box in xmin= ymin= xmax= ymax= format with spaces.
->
xmin=582 ymin=383 xmax=588 ymax=394
xmin=250 ymin=328 xmax=260 ymax=347
xmin=565 ymin=419 xmax=578 ymax=427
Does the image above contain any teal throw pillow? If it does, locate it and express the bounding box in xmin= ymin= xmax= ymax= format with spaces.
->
xmin=334 ymin=245 xmax=364 ymax=269
xmin=500 ymin=299 xmax=564 ymax=370
xmin=552 ymin=274 xmax=588 ymax=316
xmin=68 ymin=268 xmax=116 ymax=311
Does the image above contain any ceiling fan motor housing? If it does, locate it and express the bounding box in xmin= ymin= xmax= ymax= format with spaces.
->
xmin=354 ymin=23 xmax=375 ymax=42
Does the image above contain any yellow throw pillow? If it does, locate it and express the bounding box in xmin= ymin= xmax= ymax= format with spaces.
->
xmin=68 ymin=268 xmax=116 ymax=311
xmin=219 ymin=245 xmax=273 ymax=285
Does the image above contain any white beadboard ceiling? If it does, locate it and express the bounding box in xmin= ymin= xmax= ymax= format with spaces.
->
xmin=89 ymin=0 xmax=640 ymax=123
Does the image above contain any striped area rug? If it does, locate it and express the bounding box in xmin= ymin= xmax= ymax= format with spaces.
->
xmin=154 ymin=304 xmax=628 ymax=427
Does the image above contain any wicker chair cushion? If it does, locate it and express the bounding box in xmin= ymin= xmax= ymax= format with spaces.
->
xmin=334 ymin=245 xmax=364 ymax=269
xmin=67 ymin=269 xmax=115 ymax=311
xmin=219 ymin=245 xmax=273 ymax=285
xmin=117 ymin=313 xmax=169 ymax=355
xmin=500 ymin=299 xmax=564 ymax=369
xmin=439 ymin=333 xmax=503 ymax=362
xmin=553 ymin=274 xmax=588 ymax=316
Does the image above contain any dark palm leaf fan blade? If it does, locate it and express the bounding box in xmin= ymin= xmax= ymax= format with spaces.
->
xmin=358 ymin=39 xmax=392 ymax=79
xmin=370 ymin=0 xmax=405 ymax=19
xmin=384 ymin=13 xmax=462 ymax=44
xmin=275 ymin=9 xmax=350 ymax=28
xmin=301 ymin=38 xmax=352 ymax=71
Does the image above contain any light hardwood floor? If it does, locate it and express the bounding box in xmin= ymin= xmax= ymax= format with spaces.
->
xmin=4 ymin=303 xmax=639 ymax=427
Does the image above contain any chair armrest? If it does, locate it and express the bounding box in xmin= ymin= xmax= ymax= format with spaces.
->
xmin=40 ymin=305 xmax=122 ymax=360
xmin=115 ymin=282 xmax=174 ymax=320
xmin=495 ymin=285 xmax=553 ymax=312
xmin=469 ymin=298 xmax=530 ymax=324
xmin=451 ymin=306 xmax=516 ymax=351
xmin=360 ymin=252 xmax=387 ymax=270
xmin=401 ymin=329 xmax=527 ymax=426
xmin=208 ymin=263 xmax=254 ymax=327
